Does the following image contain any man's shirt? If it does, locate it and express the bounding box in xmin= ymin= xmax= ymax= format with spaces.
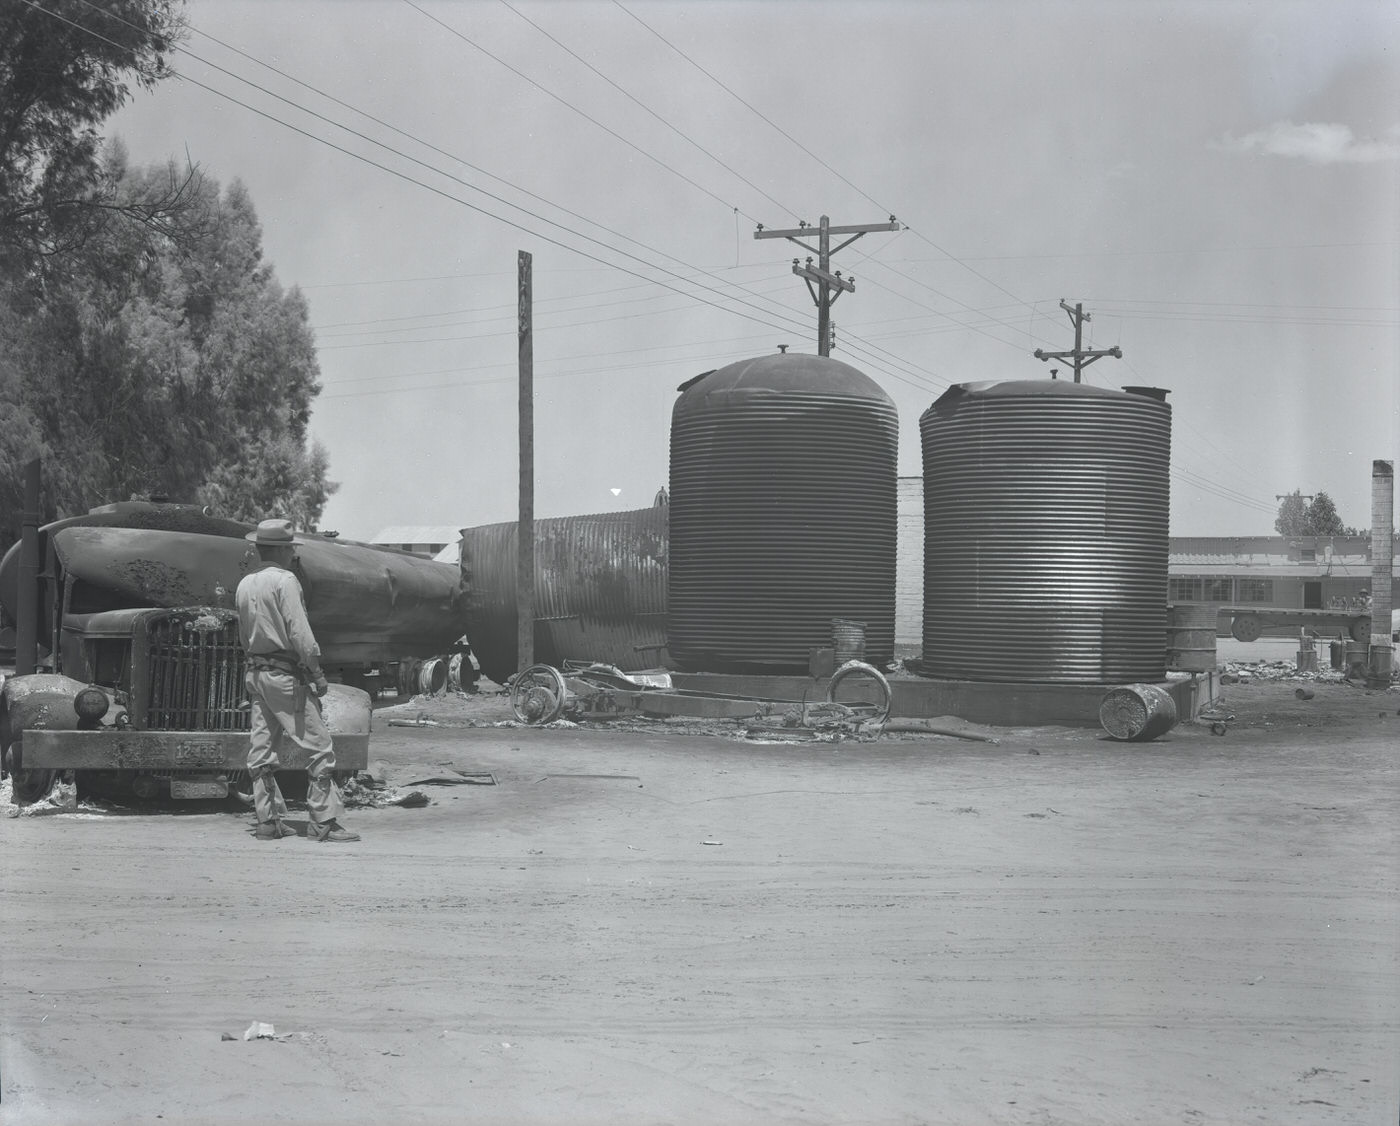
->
xmin=236 ymin=562 xmax=322 ymax=675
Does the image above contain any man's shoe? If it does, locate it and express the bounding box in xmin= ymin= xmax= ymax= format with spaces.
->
xmin=253 ymin=820 xmax=297 ymax=840
xmin=308 ymin=819 xmax=360 ymax=843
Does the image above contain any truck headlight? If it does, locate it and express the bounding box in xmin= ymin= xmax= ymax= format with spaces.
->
xmin=73 ymin=686 xmax=109 ymax=724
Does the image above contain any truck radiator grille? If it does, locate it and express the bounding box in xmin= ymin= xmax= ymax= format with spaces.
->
xmin=144 ymin=615 xmax=249 ymax=731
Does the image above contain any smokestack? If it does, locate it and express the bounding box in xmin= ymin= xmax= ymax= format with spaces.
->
xmin=1370 ymin=459 xmax=1393 ymax=685
xmin=15 ymin=458 xmax=40 ymax=676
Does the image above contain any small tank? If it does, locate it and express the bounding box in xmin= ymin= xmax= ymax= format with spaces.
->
xmin=918 ymin=379 xmax=1171 ymax=684
xmin=668 ymin=352 xmax=898 ymax=673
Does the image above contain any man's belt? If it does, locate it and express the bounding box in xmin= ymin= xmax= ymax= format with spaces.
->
xmin=247 ymin=653 xmax=308 ymax=680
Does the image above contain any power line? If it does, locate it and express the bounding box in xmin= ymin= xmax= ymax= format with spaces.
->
xmin=498 ymin=0 xmax=798 ymax=223
xmin=918 ymin=241 xmax=1397 ymax=261
xmin=1086 ymin=306 xmax=1397 ymax=330
xmin=860 ymin=260 xmax=1059 ymax=353
xmin=43 ymin=0 xmax=838 ymax=350
xmin=612 ymin=1 xmax=1039 ymax=325
xmin=169 ymin=6 xmax=762 ymax=285
xmin=400 ymin=0 xmax=764 ymax=225
xmin=62 ymin=0 xmax=880 ymax=374
xmin=316 ymin=280 xmax=798 ymax=349
xmin=46 ymin=0 xmax=961 ymax=400
xmin=312 ymin=271 xmax=791 ymax=336
xmin=1171 ymin=464 xmax=1278 ymax=515
xmin=321 ymin=330 xmax=781 ymax=388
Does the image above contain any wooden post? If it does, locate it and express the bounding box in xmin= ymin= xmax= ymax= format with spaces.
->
xmin=15 ymin=458 xmax=40 ymax=676
xmin=517 ymin=251 xmax=534 ymax=673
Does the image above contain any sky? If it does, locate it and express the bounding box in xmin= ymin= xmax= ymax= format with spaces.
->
xmin=103 ymin=0 xmax=1400 ymax=542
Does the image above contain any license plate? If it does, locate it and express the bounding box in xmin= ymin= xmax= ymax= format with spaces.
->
xmin=170 ymin=775 xmax=229 ymax=799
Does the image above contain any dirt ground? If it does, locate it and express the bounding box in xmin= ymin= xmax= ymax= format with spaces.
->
xmin=2 ymin=650 xmax=1397 ymax=1126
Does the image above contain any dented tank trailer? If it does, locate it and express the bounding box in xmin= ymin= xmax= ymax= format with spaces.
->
xmin=460 ymin=504 xmax=669 ymax=685
xmin=0 ymin=498 xmax=468 ymax=804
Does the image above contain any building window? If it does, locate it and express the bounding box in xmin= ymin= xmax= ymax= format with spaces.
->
xmin=1169 ymin=577 xmax=1199 ymax=601
xmin=1300 ymin=547 xmax=1316 ymax=562
xmin=1204 ymin=578 xmax=1233 ymax=602
xmin=1238 ymin=579 xmax=1274 ymax=602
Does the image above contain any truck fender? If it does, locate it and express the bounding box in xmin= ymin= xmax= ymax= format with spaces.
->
xmin=2 ymin=673 xmax=89 ymax=762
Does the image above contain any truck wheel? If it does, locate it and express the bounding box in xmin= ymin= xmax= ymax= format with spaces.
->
xmin=1349 ymin=618 xmax=1371 ymax=645
xmin=3 ymin=745 xmax=56 ymax=805
xmin=510 ymin=665 xmax=567 ymax=725
xmin=1230 ymin=614 xmax=1262 ymax=642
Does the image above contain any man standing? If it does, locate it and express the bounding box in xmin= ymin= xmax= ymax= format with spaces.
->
xmin=236 ymin=518 xmax=360 ymax=843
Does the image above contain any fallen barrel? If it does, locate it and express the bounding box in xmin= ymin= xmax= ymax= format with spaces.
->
xmin=1099 ymin=683 xmax=1178 ymax=742
xmin=418 ymin=656 xmax=447 ymax=696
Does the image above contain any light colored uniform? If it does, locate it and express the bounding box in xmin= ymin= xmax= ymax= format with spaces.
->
xmin=235 ymin=562 xmax=344 ymax=826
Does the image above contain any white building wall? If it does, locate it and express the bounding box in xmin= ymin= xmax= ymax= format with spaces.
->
xmin=895 ymin=477 xmax=924 ymax=647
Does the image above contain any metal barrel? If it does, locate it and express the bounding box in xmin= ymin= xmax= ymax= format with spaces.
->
xmin=1166 ymin=604 xmax=1218 ymax=671
xmin=831 ymin=618 xmax=867 ymax=664
xmin=1099 ymin=683 xmax=1179 ymax=741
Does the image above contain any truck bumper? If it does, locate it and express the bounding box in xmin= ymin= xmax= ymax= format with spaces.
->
xmin=20 ymin=729 xmax=370 ymax=773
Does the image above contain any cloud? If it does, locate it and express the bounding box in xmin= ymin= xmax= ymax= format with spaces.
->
xmin=1213 ymin=121 xmax=1400 ymax=164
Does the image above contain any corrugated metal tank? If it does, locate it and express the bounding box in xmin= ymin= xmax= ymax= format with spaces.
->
xmin=668 ymin=352 xmax=898 ymax=673
xmin=918 ymin=379 xmax=1171 ymax=684
xmin=460 ymin=505 xmax=668 ymax=685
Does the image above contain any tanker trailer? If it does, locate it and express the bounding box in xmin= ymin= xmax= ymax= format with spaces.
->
xmin=1 ymin=500 xmax=468 ymax=804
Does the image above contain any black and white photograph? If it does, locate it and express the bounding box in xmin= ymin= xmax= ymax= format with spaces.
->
xmin=1 ymin=1 xmax=1397 ymax=1123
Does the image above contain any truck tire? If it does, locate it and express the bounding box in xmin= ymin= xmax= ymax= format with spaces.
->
xmin=1230 ymin=614 xmax=1262 ymax=643
xmin=3 ymin=744 xmax=56 ymax=805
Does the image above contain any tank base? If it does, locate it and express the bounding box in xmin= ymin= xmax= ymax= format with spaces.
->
xmin=669 ymin=670 xmax=1220 ymax=729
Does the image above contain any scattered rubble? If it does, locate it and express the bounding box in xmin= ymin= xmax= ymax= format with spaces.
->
xmin=1219 ymin=657 xmax=1397 ymax=686
xmin=339 ymin=774 xmax=431 ymax=809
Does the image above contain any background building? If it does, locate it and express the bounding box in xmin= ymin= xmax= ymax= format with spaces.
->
xmin=893 ymin=477 xmax=1395 ymax=645
xmin=369 ymin=525 xmax=462 ymax=557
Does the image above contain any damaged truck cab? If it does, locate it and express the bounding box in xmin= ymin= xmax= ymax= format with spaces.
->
xmin=1 ymin=504 xmax=373 ymax=805
xmin=2 ymin=608 xmax=369 ymax=804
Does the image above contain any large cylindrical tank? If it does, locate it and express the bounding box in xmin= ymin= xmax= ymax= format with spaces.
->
xmin=918 ymin=379 xmax=1171 ymax=684
xmin=460 ymin=505 xmax=669 ymax=685
xmin=668 ymin=352 xmax=898 ymax=673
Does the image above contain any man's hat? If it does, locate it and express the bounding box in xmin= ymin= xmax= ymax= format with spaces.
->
xmin=246 ymin=518 xmax=299 ymax=545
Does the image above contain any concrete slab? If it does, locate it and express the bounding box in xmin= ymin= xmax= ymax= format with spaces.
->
xmin=670 ymin=668 xmax=1223 ymax=728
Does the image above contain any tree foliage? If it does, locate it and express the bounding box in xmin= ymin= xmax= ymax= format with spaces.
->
xmin=0 ymin=0 xmax=193 ymax=270
xmin=0 ymin=2 xmax=337 ymax=553
xmin=1274 ymin=490 xmax=1357 ymax=536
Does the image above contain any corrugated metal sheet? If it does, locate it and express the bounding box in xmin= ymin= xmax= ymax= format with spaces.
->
xmin=668 ymin=353 xmax=898 ymax=673
xmin=460 ymin=506 xmax=669 ymax=684
xmin=919 ymin=379 xmax=1171 ymax=685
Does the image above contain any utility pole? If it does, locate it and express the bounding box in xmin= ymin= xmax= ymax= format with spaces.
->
xmin=1033 ymin=300 xmax=1122 ymax=382
xmin=755 ymin=214 xmax=900 ymax=357
xmin=517 ymin=250 xmax=534 ymax=673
